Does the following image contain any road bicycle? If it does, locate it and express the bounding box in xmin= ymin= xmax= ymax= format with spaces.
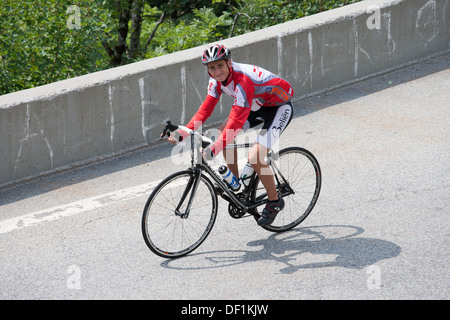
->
xmin=142 ymin=121 xmax=321 ymax=258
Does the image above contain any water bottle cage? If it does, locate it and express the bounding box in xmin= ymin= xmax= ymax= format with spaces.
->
xmin=240 ymin=163 xmax=255 ymax=187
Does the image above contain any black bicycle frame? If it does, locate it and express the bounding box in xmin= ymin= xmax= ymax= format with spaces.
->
xmin=173 ymin=131 xmax=294 ymax=218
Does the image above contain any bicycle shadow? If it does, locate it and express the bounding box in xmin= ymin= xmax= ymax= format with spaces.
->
xmin=160 ymin=225 xmax=401 ymax=273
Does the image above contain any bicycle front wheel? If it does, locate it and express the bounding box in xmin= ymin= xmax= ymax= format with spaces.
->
xmin=251 ymin=147 xmax=321 ymax=232
xmin=142 ymin=170 xmax=218 ymax=258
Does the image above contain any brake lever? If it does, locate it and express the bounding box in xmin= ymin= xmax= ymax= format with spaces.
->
xmin=160 ymin=127 xmax=169 ymax=140
xmin=160 ymin=120 xmax=180 ymax=140
xmin=165 ymin=120 xmax=179 ymax=132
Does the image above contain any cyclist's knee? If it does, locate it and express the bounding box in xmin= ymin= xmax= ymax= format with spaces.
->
xmin=248 ymin=143 xmax=270 ymax=169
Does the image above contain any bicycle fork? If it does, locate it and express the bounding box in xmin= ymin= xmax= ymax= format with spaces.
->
xmin=174 ymin=168 xmax=202 ymax=219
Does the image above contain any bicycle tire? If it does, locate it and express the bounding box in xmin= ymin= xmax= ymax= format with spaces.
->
xmin=142 ymin=170 xmax=218 ymax=258
xmin=250 ymin=147 xmax=321 ymax=232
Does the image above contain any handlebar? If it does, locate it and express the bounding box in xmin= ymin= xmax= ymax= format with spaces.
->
xmin=160 ymin=120 xmax=213 ymax=149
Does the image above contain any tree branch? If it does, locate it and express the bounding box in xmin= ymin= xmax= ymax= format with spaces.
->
xmin=129 ymin=0 xmax=143 ymax=59
xmin=224 ymin=2 xmax=260 ymax=37
xmin=144 ymin=0 xmax=173 ymax=52
xmin=102 ymin=40 xmax=114 ymax=57
xmin=110 ymin=0 xmax=131 ymax=66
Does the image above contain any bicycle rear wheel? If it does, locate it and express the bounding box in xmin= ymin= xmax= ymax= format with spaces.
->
xmin=142 ymin=170 xmax=218 ymax=258
xmin=251 ymin=147 xmax=321 ymax=232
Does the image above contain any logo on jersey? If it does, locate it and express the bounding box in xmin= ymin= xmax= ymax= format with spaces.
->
xmin=266 ymin=86 xmax=291 ymax=102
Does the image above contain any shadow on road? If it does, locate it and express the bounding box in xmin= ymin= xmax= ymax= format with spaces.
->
xmin=160 ymin=225 xmax=401 ymax=273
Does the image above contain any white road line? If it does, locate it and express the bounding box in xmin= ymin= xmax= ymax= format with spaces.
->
xmin=0 ymin=180 xmax=162 ymax=235
xmin=0 ymin=162 xmax=235 ymax=235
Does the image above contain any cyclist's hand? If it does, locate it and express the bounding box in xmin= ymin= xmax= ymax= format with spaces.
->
xmin=201 ymin=147 xmax=215 ymax=161
xmin=166 ymin=133 xmax=178 ymax=145
xmin=164 ymin=131 xmax=184 ymax=145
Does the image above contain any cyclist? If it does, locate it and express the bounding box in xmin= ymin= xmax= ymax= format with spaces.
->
xmin=167 ymin=44 xmax=294 ymax=226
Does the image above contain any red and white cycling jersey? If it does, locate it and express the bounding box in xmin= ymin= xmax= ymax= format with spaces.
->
xmin=186 ymin=61 xmax=294 ymax=155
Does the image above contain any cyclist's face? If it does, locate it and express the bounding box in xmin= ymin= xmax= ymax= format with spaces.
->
xmin=207 ymin=60 xmax=231 ymax=82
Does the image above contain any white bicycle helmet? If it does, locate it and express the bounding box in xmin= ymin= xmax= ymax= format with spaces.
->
xmin=201 ymin=44 xmax=231 ymax=66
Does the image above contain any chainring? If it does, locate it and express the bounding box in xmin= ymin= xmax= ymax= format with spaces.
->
xmin=228 ymin=193 xmax=248 ymax=219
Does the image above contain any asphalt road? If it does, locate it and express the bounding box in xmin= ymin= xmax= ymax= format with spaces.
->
xmin=0 ymin=53 xmax=448 ymax=300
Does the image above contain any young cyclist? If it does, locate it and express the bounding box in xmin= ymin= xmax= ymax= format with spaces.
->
xmin=166 ymin=44 xmax=294 ymax=226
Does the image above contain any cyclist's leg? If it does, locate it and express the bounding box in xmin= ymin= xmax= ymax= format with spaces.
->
xmin=250 ymin=101 xmax=294 ymax=174
xmin=249 ymin=103 xmax=292 ymax=201
xmin=250 ymin=141 xmax=284 ymax=225
xmin=255 ymin=102 xmax=293 ymax=150
xmin=223 ymin=111 xmax=262 ymax=178
xmin=248 ymin=142 xmax=278 ymax=201
xmin=223 ymin=142 xmax=238 ymax=177
xmin=250 ymin=102 xmax=293 ymax=225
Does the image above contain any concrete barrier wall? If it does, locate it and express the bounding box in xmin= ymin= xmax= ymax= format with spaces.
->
xmin=0 ymin=0 xmax=448 ymax=188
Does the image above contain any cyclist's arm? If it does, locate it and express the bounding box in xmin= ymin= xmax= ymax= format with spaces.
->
xmin=210 ymin=105 xmax=250 ymax=155
xmin=186 ymin=78 xmax=222 ymax=130
xmin=185 ymin=95 xmax=219 ymax=130
xmin=172 ymin=95 xmax=219 ymax=142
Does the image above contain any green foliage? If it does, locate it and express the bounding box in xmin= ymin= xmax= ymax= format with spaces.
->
xmin=1 ymin=0 xmax=361 ymax=96
xmin=0 ymin=0 xmax=112 ymax=95
xmin=145 ymin=7 xmax=232 ymax=57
